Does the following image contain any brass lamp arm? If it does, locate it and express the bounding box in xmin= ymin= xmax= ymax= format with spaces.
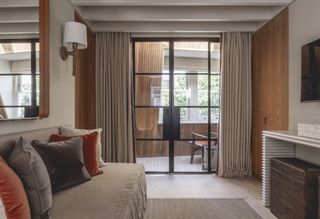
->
xmin=60 ymin=43 xmax=78 ymax=60
xmin=60 ymin=43 xmax=78 ymax=76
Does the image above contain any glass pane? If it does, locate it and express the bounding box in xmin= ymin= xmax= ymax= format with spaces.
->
xmin=0 ymin=106 xmax=39 ymax=120
xmin=210 ymin=75 xmax=220 ymax=107
xmin=135 ymin=75 xmax=169 ymax=106
xmin=36 ymin=42 xmax=40 ymax=74
xmin=174 ymin=42 xmax=208 ymax=74
xmin=0 ymin=107 xmax=24 ymax=119
xmin=211 ymin=108 xmax=219 ymax=125
xmin=36 ymin=75 xmax=40 ymax=106
xmin=210 ymin=42 xmax=220 ymax=74
xmin=136 ymin=140 xmax=169 ymax=172
xmin=198 ymin=75 xmax=209 ymax=106
xmin=0 ymin=75 xmax=32 ymax=106
xmin=135 ymin=42 xmax=169 ymax=74
xmin=174 ymin=140 xmax=207 ymax=172
xmin=179 ymin=107 xmax=209 ymax=139
xmin=0 ymin=43 xmax=31 ymax=74
xmin=204 ymin=140 xmax=218 ymax=172
xmin=134 ymin=108 xmax=163 ymax=139
xmin=174 ymin=75 xmax=208 ymax=106
xmin=210 ymin=108 xmax=219 ymax=172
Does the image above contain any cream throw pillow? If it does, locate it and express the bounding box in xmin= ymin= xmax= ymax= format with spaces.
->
xmin=60 ymin=126 xmax=106 ymax=167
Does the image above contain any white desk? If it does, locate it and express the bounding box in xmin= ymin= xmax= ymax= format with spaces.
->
xmin=262 ymin=130 xmax=320 ymax=206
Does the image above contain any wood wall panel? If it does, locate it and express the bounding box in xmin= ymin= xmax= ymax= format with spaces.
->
xmin=251 ymin=9 xmax=289 ymax=180
xmin=75 ymin=13 xmax=96 ymax=129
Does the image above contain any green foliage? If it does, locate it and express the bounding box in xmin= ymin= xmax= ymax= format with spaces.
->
xmin=160 ymin=74 xmax=220 ymax=121
xmin=174 ymin=91 xmax=187 ymax=106
xmin=198 ymin=75 xmax=208 ymax=90
xmin=20 ymin=93 xmax=30 ymax=105
xmin=161 ymin=90 xmax=169 ymax=106
xmin=174 ymin=75 xmax=187 ymax=90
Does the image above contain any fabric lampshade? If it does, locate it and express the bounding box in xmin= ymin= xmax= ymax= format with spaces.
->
xmin=63 ymin=21 xmax=87 ymax=49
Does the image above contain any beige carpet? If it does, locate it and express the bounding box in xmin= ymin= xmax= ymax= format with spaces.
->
xmin=144 ymin=199 xmax=262 ymax=219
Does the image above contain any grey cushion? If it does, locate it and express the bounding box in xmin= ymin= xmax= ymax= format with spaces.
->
xmin=8 ymin=137 xmax=52 ymax=219
xmin=0 ymin=127 xmax=59 ymax=161
xmin=31 ymin=137 xmax=91 ymax=193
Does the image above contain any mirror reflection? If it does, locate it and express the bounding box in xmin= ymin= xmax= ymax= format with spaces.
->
xmin=0 ymin=2 xmax=40 ymax=120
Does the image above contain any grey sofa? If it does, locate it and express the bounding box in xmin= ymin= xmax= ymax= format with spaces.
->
xmin=0 ymin=127 xmax=147 ymax=219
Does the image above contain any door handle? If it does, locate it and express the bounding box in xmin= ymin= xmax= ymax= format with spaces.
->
xmin=172 ymin=107 xmax=181 ymax=139
xmin=162 ymin=107 xmax=181 ymax=140
xmin=163 ymin=107 xmax=171 ymax=140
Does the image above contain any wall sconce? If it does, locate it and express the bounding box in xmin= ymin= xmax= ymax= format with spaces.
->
xmin=60 ymin=21 xmax=87 ymax=76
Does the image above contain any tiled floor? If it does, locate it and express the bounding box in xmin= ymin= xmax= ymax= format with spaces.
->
xmin=137 ymin=155 xmax=204 ymax=172
xmin=146 ymin=174 xmax=276 ymax=219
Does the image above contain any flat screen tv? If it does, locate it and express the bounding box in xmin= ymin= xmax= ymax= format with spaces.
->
xmin=301 ymin=39 xmax=320 ymax=102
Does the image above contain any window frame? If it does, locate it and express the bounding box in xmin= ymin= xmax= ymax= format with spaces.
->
xmin=133 ymin=38 xmax=221 ymax=174
xmin=133 ymin=38 xmax=221 ymax=123
xmin=0 ymin=39 xmax=39 ymax=118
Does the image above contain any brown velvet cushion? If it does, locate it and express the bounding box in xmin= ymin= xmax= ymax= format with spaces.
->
xmin=0 ymin=156 xmax=31 ymax=219
xmin=31 ymin=137 xmax=91 ymax=193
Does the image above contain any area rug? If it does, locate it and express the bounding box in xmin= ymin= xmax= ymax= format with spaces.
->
xmin=144 ymin=199 xmax=262 ymax=219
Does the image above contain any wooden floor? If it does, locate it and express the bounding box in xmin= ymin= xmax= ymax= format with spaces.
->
xmin=137 ymin=155 xmax=205 ymax=172
xmin=146 ymin=175 xmax=276 ymax=219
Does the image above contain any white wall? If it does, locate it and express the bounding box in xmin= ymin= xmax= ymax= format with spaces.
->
xmin=0 ymin=0 xmax=75 ymax=135
xmin=289 ymin=0 xmax=320 ymax=164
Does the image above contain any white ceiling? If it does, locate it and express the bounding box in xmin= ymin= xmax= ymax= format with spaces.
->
xmin=71 ymin=0 xmax=294 ymax=33
xmin=0 ymin=0 xmax=38 ymax=39
xmin=0 ymin=0 xmax=295 ymax=37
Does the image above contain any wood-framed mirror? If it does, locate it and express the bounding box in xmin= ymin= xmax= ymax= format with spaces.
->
xmin=0 ymin=0 xmax=49 ymax=121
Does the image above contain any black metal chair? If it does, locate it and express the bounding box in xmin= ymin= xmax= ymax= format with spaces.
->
xmin=189 ymin=132 xmax=218 ymax=165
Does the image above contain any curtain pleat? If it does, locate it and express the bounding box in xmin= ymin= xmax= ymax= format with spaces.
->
xmin=218 ymin=32 xmax=252 ymax=178
xmin=95 ymin=32 xmax=134 ymax=163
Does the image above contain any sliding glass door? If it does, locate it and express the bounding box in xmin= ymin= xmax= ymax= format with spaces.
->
xmin=133 ymin=39 xmax=220 ymax=173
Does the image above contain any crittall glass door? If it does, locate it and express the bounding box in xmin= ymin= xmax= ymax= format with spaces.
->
xmin=133 ymin=39 xmax=220 ymax=173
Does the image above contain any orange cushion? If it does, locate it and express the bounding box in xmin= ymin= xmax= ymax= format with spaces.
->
xmin=0 ymin=157 xmax=31 ymax=219
xmin=49 ymin=133 xmax=103 ymax=176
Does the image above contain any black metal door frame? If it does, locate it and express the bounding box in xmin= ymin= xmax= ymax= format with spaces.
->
xmin=133 ymin=38 xmax=220 ymax=174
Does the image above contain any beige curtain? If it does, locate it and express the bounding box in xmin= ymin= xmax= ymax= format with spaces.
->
xmin=95 ymin=32 xmax=134 ymax=163
xmin=0 ymin=94 xmax=8 ymax=119
xmin=218 ymin=32 xmax=252 ymax=178
xmin=135 ymin=42 xmax=164 ymax=131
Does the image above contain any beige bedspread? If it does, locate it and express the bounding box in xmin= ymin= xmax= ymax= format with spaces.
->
xmin=50 ymin=163 xmax=147 ymax=219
